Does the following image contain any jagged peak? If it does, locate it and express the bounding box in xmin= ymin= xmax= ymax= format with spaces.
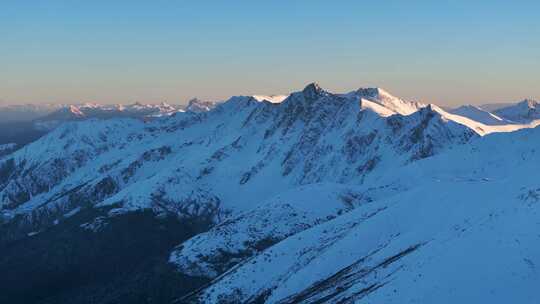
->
xmin=353 ymin=87 xmax=406 ymax=102
xmin=493 ymin=98 xmax=540 ymax=123
xmin=355 ymin=87 xmax=385 ymax=98
xmin=187 ymin=98 xmax=202 ymax=106
xmin=275 ymin=82 xmax=329 ymax=106
xmin=518 ymin=98 xmax=539 ymax=108
xmin=67 ymin=105 xmax=85 ymax=116
xmin=302 ymin=82 xmax=325 ymax=99
xmin=186 ymin=98 xmax=219 ymax=113
xmin=413 ymin=103 xmax=442 ymax=118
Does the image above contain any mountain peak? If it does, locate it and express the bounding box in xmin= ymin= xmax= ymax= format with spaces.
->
xmin=302 ymin=82 xmax=325 ymax=99
xmin=251 ymin=95 xmax=288 ymax=103
xmin=351 ymin=87 xmax=422 ymax=116
xmin=355 ymin=87 xmax=383 ymax=98
xmin=187 ymin=98 xmax=202 ymax=106
xmin=519 ymin=98 xmax=539 ymax=108
xmin=354 ymin=87 xmax=400 ymax=102
xmin=493 ymin=98 xmax=540 ymax=123
xmin=186 ymin=98 xmax=218 ymax=113
xmin=68 ymin=105 xmax=85 ymax=117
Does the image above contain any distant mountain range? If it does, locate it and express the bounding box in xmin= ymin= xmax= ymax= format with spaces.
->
xmin=1 ymin=84 xmax=540 ymax=303
xmin=0 ymin=100 xmax=206 ymax=152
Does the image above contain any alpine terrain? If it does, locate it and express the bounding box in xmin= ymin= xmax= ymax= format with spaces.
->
xmin=1 ymin=83 xmax=540 ymax=303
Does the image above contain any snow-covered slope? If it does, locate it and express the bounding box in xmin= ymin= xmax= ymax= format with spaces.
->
xmin=169 ymin=183 xmax=370 ymax=278
xmin=33 ymin=102 xmax=185 ymax=130
xmin=451 ymin=98 xmax=540 ymax=127
xmin=494 ymin=98 xmax=540 ymax=123
xmin=3 ymin=83 xmax=540 ymax=303
xmin=0 ymin=102 xmax=192 ymax=157
xmin=478 ymin=102 xmax=515 ymax=112
xmin=252 ymin=95 xmax=289 ymax=103
xmin=437 ymin=103 xmax=540 ymax=135
xmin=449 ymin=105 xmax=510 ymax=125
xmin=342 ymin=87 xmax=424 ymax=116
xmin=0 ymin=83 xmax=474 ymax=236
xmin=179 ymin=124 xmax=540 ymax=304
xmin=185 ymin=98 xmax=220 ymax=113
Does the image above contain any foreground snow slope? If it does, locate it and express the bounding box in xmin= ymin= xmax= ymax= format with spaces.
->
xmin=169 ymin=183 xmax=371 ymax=278
xmin=181 ymin=126 xmax=540 ymax=303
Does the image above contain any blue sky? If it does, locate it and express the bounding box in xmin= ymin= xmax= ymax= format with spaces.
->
xmin=1 ymin=0 xmax=539 ymax=106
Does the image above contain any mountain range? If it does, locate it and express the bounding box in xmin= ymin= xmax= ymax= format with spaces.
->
xmin=1 ymin=83 xmax=540 ymax=303
xmin=0 ymin=100 xmax=210 ymax=153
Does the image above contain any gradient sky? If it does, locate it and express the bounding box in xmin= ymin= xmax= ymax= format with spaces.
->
xmin=1 ymin=0 xmax=539 ymax=106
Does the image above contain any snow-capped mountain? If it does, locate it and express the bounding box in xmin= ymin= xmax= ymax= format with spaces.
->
xmin=494 ymin=98 xmax=540 ymax=123
xmin=0 ymin=104 xmax=64 ymax=150
xmin=0 ymin=102 xmax=190 ymax=158
xmin=180 ymin=126 xmax=540 ymax=303
xmin=445 ymin=100 xmax=540 ymax=135
xmin=448 ymin=99 xmax=540 ymax=126
xmin=0 ymin=103 xmax=63 ymax=122
xmin=343 ymin=87 xmax=424 ymax=116
xmin=252 ymin=95 xmax=289 ymax=103
xmin=33 ymin=102 xmax=185 ymax=130
xmin=449 ymin=105 xmax=511 ymax=125
xmin=1 ymin=83 xmax=474 ymax=226
xmin=2 ymin=83 xmax=540 ymax=303
xmin=185 ymin=98 xmax=220 ymax=113
xmin=478 ymin=102 xmax=516 ymax=112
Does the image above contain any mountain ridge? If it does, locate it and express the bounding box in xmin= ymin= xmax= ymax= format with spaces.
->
xmin=2 ymin=83 xmax=540 ymax=303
